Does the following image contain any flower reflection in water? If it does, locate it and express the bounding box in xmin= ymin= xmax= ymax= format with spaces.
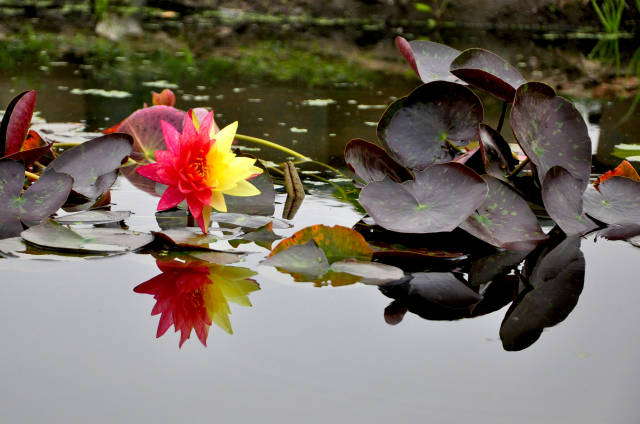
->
xmin=134 ymin=257 xmax=259 ymax=347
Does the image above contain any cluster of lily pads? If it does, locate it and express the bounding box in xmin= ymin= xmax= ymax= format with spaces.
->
xmin=345 ymin=37 xmax=640 ymax=249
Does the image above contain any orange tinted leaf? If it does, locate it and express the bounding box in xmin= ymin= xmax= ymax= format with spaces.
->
xmin=23 ymin=129 xmax=44 ymax=150
xmin=270 ymin=224 xmax=372 ymax=263
xmin=102 ymin=117 xmax=126 ymax=134
xmin=595 ymin=160 xmax=640 ymax=190
xmin=152 ymin=88 xmax=176 ymax=107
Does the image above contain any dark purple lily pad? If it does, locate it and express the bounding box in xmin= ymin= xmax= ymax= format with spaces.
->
xmin=450 ymin=48 xmax=525 ymax=102
xmin=21 ymin=220 xmax=154 ymax=253
xmin=583 ymin=176 xmax=640 ymax=225
xmin=469 ymin=249 xmax=531 ymax=286
xmin=0 ymin=159 xmax=73 ymax=239
xmin=3 ymin=141 xmax=53 ymax=167
xmin=359 ymin=163 xmax=488 ymax=233
xmin=500 ymin=237 xmax=584 ymax=351
xmin=478 ymin=124 xmax=518 ymax=180
xmin=42 ymin=133 xmax=133 ymax=200
xmin=0 ymin=90 xmax=36 ymax=157
xmin=377 ymin=81 xmax=483 ymax=170
xmin=395 ymin=37 xmax=462 ymax=83
xmin=459 ymin=175 xmax=547 ymax=249
xmin=344 ymin=138 xmax=412 ymax=187
xmin=511 ymin=82 xmax=592 ymax=185
xmin=117 ymin=105 xmax=186 ymax=161
xmin=541 ymin=166 xmax=598 ymax=235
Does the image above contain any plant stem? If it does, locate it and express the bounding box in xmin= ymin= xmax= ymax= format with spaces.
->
xmin=52 ymin=141 xmax=84 ymax=148
xmin=497 ymin=101 xmax=508 ymax=133
xmin=507 ymin=157 xmax=530 ymax=180
xmin=235 ymin=133 xmax=311 ymax=161
xmin=25 ymin=170 xmax=40 ymax=180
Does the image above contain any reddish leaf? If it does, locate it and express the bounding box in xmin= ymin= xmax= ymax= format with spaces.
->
xmin=152 ymin=89 xmax=176 ymax=107
xmin=395 ymin=36 xmax=419 ymax=77
xmin=1 ymin=90 xmax=36 ymax=156
xmin=270 ymin=224 xmax=373 ymax=263
xmin=594 ymin=160 xmax=640 ymax=190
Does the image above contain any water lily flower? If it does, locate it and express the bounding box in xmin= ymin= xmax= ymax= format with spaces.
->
xmin=136 ymin=110 xmax=263 ymax=233
xmin=134 ymin=258 xmax=259 ymax=347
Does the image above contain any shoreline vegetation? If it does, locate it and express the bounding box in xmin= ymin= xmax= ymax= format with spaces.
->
xmin=0 ymin=1 xmax=638 ymax=95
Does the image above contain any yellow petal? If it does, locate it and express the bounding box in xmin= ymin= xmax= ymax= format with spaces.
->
xmin=201 ymin=205 xmax=211 ymax=233
xmin=209 ymin=121 xmax=237 ymax=153
xmin=210 ymin=190 xmax=227 ymax=212
xmin=222 ymin=180 xmax=261 ymax=197
xmin=191 ymin=110 xmax=200 ymax=131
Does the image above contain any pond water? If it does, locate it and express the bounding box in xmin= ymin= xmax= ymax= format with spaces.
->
xmin=1 ymin=63 xmax=639 ymax=423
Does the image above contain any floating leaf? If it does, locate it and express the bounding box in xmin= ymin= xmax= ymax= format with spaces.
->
xmin=395 ymin=37 xmax=461 ymax=83
xmin=117 ymin=105 xmax=186 ymax=161
xmin=510 ymin=82 xmax=591 ymax=185
xmin=0 ymin=90 xmax=36 ymax=157
xmin=211 ymin=212 xmax=291 ymax=230
xmin=450 ymin=48 xmax=525 ymax=102
xmin=0 ymin=159 xmax=73 ymax=239
xmin=478 ymin=124 xmax=517 ymax=180
xmin=377 ymin=81 xmax=483 ymax=170
xmin=270 ymin=224 xmax=372 ymax=263
xmin=541 ymin=166 xmax=598 ymax=235
xmin=330 ymin=259 xmax=404 ymax=285
xmin=359 ymin=163 xmax=487 ymax=233
xmin=55 ymin=210 xmax=132 ymax=225
xmin=583 ymin=176 xmax=640 ymax=225
xmin=344 ymin=138 xmax=412 ymax=187
xmin=229 ymin=222 xmax=281 ymax=250
xmin=263 ymin=240 xmax=330 ymax=279
xmin=594 ymin=160 xmax=640 ymax=190
xmin=134 ymin=259 xmax=259 ymax=347
xmin=152 ymin=228 xmax=222 ymax=250
xmin=42 ymin=133 xmax=133 ymax=199
xmin=500 ymin=237 xmax=584 ymax=351
xmin=459 ymin=175 xmax=547 ymax=249
xmin=21 ymin=220 xmax=153 ymax=253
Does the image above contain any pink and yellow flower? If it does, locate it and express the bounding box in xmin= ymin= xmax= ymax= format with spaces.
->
xmin=136 ymin=110 xmax=263 ymax=233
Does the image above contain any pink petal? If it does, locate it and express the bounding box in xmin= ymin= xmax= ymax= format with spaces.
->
xmin=161 ymin=120 xmax=181 ymax=154
xmin=155 ymin=150 xmax=175 ymax=165
xmin=158 ymin=185 xmax=185 ymax=210
xmin=182 ymin=109 xmax=198 ymax=142
xmin=193 ymin=188 xmax=212 ymax=207
xmin=157 ymin=313 xmax=173 ymax=338
xmin=136 ymin=163 xmax=162 ymax=181
xmin=199 ymin=111 xmax=214 ymax=136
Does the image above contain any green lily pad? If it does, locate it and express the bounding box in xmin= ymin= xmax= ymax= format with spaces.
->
xmin=377 ymin=81 xmax=483 ymax=170
xmin=359 ymin=163 xmax=488 ymax=233
xmin=459 ymin=175 xmax=547 ymax=249
xmin=21 ymin=220 xmax=154 ymax=253
xmin=510 ymin=82 xmax=591 ymax=185
xmin=450 ymin=48 xmax=525 ymax=102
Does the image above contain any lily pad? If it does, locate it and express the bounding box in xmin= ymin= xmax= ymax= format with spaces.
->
xmin=0 ymin=159 xmax=73 ymax=239
xmin=377 ymin=81 xmax=483 ymax=170
xmin=541 ymin=166 xmax=598 ymax=235
xmin=55 ymin=210 xmax=132 ymax=225
xmin=344 ymin=138 xmax=412 ymax=187
xmin=459 ymin=175 xmax=547 ymax=249
xmin=270 ymin=224 xmax=372 ymax=263
xmin=262 ymin=240 xmax=329 ymax=279
xmin=583 ymin=176 xmax=640 ymax=225
xmin=500 ymin=237 xmax=584 ymax=351
xmin=21 ymin=220 xmax=154 ymax=253
xmin=42 ymin=133 xmax=133 ymax=199
xmin=594 ymin=160 xmax=640 ymax=190
xmin=395 ymin=37 xmax=461 ymax=83
xmin=228 ymin=222 xmax=281 ymax=250
xmin=330 ymin=259 xmax=404 ymax=285
xmin=450 ymin=48 xmax=525 ymax=102
xmin=0 ymin=90 xmax=36 ymax=157
xmin=478 ymin=124 xmax=518 ymax=180
xmin=510 ymin=82 xmax=591 ymax=185
xmin=359 ymin=163 xmax=488 ymax=233
xmin=211 ymin=211 xmax=290 ymax=230
xmin=152 ymin=228 xmax=223 ymax=250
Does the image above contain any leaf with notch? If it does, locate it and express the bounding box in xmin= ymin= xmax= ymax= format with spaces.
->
xmin=344 ymin=138 xmax=412 ymax=187
xmin=583 ymin=176 xmax=640 ymax=225
xmin=395 ymin=37 xmax=462 ymax=83
xmin=377 ymin=81 xmax=483 ymax=170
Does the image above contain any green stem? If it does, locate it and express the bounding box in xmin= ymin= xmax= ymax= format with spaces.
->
xmin=25 ymin=170 xmax=39 ymax=180
xmin=507 ymin=157 xmax=530 ymax=180
xmin=52 ymin=141 xmax=84 ymax=148
xmin=235 ymin=133 xmax=310 ymax=161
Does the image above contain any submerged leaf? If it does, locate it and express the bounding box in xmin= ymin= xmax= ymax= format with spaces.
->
xmin=510 ymin=82 xmax=591 ymax=185
xmin=21 ymin=220 xmax=154 ymax=253
xmin=377 ymin=81 xmax=483 ymax=170
xmin=359 ymin=163 xmax=488 ymax=233
xmin=0 ymin=90 xmax=36 ymax=157
xmin=450 ymin=49 xmax=525 ymax=102
xmin=541 ymin=166 xmax=598 ymax=235
xmin=459 ymin=175 xmax=547 ymax=249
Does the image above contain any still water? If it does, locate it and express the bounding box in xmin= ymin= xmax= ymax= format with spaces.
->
xmin=0 ymin=65 xmax=639 ymax=423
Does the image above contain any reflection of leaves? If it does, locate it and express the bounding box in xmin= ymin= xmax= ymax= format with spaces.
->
xmin=500 ymin=237 xmax=585 ymax=351
xmin=134 ymin=259 xmax=259 ymax=347
xmin=0 ymin=160 xmax=73 ymax=239
xmin=469 ymin=249 xmax=530 ymax=286
xmin=21 ymin=220 xmax=154 ymax=253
